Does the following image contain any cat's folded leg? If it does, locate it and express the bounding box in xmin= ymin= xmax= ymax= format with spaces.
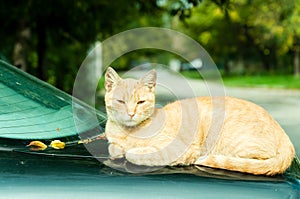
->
xmin=108 ymin=143 xmax=125 ymax=159
xmin=126 ymin=146 xmax=169 ymax=166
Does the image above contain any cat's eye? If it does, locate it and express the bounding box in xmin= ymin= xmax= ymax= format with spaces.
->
xmin=137 ymin=100 xmax=146 ymax=105
xmin=117 ymin=100 xmax=125 ymax=104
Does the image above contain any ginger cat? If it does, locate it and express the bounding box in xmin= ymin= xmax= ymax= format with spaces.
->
xmin=104 ymin=67 xmax=295 ymax=175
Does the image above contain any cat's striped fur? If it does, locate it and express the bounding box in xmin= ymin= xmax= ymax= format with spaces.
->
xmin=104 ymin=67 xmax=295 ymax=175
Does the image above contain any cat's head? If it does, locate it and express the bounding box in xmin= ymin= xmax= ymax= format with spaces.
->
xmin=104 ymin=67 xmax=156 ymax=127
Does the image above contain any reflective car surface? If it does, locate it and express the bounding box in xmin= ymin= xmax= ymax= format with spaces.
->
xmin=0 ymin=61 xmax=299 ymax=198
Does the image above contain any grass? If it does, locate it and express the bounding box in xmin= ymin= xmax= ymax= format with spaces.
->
xmin=222 ymin=75 xmax=300 ymax=89
xmin=180 ymin=70 xmax=203 ymax=79
xmin=180 ymin=70 xmax=300 ymax=89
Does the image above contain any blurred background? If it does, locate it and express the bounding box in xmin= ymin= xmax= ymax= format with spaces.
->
xmin=0 ymin=0 xmax=300 ymax=92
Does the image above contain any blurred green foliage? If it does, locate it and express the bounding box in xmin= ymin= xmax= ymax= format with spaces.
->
xmin=174 ymin=0 xmax=300 ymax=77
xmin=0 ymin=0 xmax=299 ymax=92
xmin=0 ymin=0 xmax=165 ymax=91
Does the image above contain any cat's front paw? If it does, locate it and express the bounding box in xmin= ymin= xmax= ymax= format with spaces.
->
xmin=126 ymin=147 xmax=163 ymax=166
xmin=108 ymin=144 xmax=125 ymax=159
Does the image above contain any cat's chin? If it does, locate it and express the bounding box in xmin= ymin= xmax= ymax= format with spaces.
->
xmin=120 ymin=120 xmax=140 ymax=128
xmin=123 ymin=123 xmax=139 ymax=128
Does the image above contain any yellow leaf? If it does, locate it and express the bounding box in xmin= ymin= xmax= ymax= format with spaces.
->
xmin=50 ymin=140 xmax=65 ymax=149
xmin=27 ymin=141 xmax=48 ymax=151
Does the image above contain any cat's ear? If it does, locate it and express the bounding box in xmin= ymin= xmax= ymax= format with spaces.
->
xmin=105 ymin=67 xmax=121 ymax=92
xmin=140 ymin=69 xmax=156 ymax=89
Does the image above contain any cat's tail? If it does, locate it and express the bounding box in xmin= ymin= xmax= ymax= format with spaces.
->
xmin=195 ymin=141 xmax=295 ymax=176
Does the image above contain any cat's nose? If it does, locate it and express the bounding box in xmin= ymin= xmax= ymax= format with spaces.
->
xmin=128 ymin=112 xmax=135 ymax=119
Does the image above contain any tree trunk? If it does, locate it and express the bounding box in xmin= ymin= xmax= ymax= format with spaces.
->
xmin=262 ymin=53 xmax=271 ymax=73
xmin=223 ymin=6 xmax=231 ymax=76
xmin=13 ymin=20 xmax=30 ymax=71
xmin=37 ymin=20 xmax=47 ymax=81
xmin=223 ymin=58 xmax=230 ymax=76
xmin=294 ymin=45 xmax=300 ymax=78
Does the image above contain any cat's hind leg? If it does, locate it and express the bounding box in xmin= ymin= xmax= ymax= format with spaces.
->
xmin=195 ymin=154 xmax=291 ymax=176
